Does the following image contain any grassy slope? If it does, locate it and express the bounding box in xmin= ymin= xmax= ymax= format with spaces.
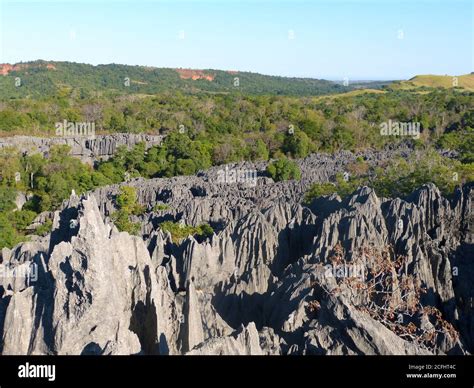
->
xmin=392 ymin=74 xmax=474 ymax=91
xmin=312 ymin=88 xmax=386 ymax=101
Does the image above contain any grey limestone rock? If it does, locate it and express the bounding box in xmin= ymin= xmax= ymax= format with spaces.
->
xmin=0 ymin=149 xmax=472 ymax=355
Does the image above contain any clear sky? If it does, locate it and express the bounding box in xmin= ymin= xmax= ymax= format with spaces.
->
xmin=0 ymin=0 xmax=472 ymax=80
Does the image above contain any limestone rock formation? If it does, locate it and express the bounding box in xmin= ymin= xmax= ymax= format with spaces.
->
xmin=0 ymin=149 xmax=472 ymax=355
xmin=0 ymin=133 xmax=164 ymax=164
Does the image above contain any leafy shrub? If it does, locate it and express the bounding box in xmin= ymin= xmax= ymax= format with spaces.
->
xmin=11 ymin=210 xmax=37 ymax=231
xmin=111 ymin=210 xmax=140 ymax=235
xmin=152 ymin=203 xmax=170 ymax=212
xmin=159 ymin=221 xmax=214 ymax=243
xmin=304 ymin=183 xmax=337 ymax=203
xmin=0 ymin=213 xmax=26 ymax=248
xmin=111 ymin=186 xmax=143 ymax=234
xmin=0 ymin=187 xmax=16 ymax=212
xmin=116 ymin=186 xmax=144 ymax=215
xmin=266 ymin=158 xmax=301 ymax=182
xmin=34 ymin=219 xmax=53 ymax=237
xmin=282 ymin=131 xmax=311 ymax=158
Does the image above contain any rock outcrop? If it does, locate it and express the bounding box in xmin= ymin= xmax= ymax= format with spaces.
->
xmin=0 ymin=149 xmax=472 ymax=355
xmin=0 ymin=133 xmax=164 ymax=164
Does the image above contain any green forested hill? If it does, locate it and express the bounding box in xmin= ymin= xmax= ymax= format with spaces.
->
xmin=0 ymin=60 xmax=373 ymax=98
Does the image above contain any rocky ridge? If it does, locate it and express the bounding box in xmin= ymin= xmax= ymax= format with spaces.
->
xmin=0 ymin=133 xmax=164 ymax=164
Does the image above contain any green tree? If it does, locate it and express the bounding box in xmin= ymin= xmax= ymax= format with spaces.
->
xmin=282 ymin=131 xmax=311 ymax=158
xmin=249 ymin=139 xmax=269 ymax=161
xmin=0 ymin=187 xmax=16 ymax=212
xmin=11 ymin=210 xmax=37 ymax=231
xmin=304 ymin=183 xmax=337 ymax=203
xmin=266 ymin=158 xmax=301 ymax=182
xmin=111 ymin=186 xmax=143 ymax=234
xmin=116 ymin=186 xmax=143 ymax=214
xmin=175 ymin=159 xmax=197 ymax=175
xmin=0 ymin=213 xmax=24 ymax=248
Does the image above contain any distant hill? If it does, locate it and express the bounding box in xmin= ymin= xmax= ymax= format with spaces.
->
xmin=390 ymin=74 xmax=474 ymax=91
xmin=0 ymin=60 xmax=374 ymax=99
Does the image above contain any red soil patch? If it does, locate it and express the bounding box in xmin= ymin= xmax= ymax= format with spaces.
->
xmin=0 ymin=62 xmax=56 ymax=76
xmin=175 ymin=68 xmax=215 ymax=81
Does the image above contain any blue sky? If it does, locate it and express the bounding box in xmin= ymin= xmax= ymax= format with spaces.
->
xmin=0 ymin=0 xmax=472 ymax=80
